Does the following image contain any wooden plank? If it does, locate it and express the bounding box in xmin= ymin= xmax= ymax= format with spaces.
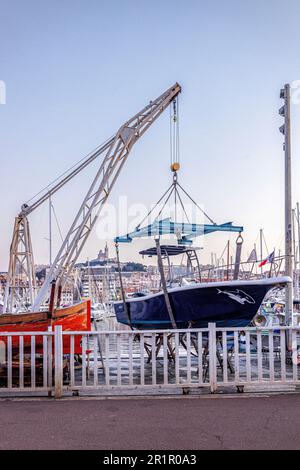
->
xmin=140 ymin=333 xmax=145 ymax=386
xmin=0 ymin=312 xmax=48 ymax=326
xmin=128 ymin=333 xmax=133 ymax=386
xmin=222 ymin=331 xmax=228 ymax=383
xmin=7 ymin=336 xmax=12 ymax=389
xmin=48 ymin=326 xmax=55 ymax=387
xmin=117 ymin=333 xmax=121 ymax=387
xmin=82 ymin=335 xmax=87 ymax=387
xmin=54 ymin=326 xmax=63 ymax=398
xmin=31 ymin=336 xmax=36 ymax=388
xmin=292 ymin=330 xmax=298 ymax=382
xmin=152 ymin=333 xmax=156 ymax=385
xmin=70 ymin=335 xmax=75 ymax=387
xmin=52 ymin=302 xmax=88 ymax=319
xmin=280 ymin=330 xmax=286 ymax=382
xmin=43 ymin=335 xmax=48 ymax=388
xmin=209 ymin=324 xmax=217 ymax=392
xmin=245 ymin=331 xmax=251 ymax=383
xmin=93 ymin=336 xmax=98 ymax=387
xmin=257 ymin=331 xmax=263 ymax=381
xmin=186 ymin=332 xmax=191 ymax=384
xmin=19 ymin=336 xmax=24 ymax=389
xmin=269 ymin=331 xmax=275 ymax=382
xmin=198 ymin=332 xmax=203 ymax=385
xmin=163 ymin=333 xmax=168 ymax=385
xmin=47 ymin=328 xmax=52 ymax=388
xmin=105 ymin=333 xmax=110 ymax=386
xmin=234 ymin=331 xmax=239 ymax=382
xmin=175 ymin=332 xmax=179 ymax=384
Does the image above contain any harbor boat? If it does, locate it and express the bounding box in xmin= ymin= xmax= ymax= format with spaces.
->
xmin=114 ymin=277 xmax=291 ymax=330
xmin=0 ymin=300 xmax=91 ymax=353
xmin=114 ymin=228 xmax=292 ymax=330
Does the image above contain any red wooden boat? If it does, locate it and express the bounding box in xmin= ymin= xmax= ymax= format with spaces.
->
xmin=0 ymin=300 xmax=91 ymax=354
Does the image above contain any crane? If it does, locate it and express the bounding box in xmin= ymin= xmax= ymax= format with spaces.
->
xmin=3 ymin=83 xmax=182 ymax=313
xmin=3 ymin=135 xmax=116 ymax=313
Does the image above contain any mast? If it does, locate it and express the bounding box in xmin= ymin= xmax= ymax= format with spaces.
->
xmin=279 ymin=84 xmax=293 ymax=327
xmin=49 ymin=195 xmax=52 ymax=267
xmin=226 ymin=240 xmax=230 ymax=281
xmin=260 ymin=228 xmax=263 ymax=276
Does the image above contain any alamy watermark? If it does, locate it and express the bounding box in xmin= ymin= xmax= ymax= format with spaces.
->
xmin=0 ymin=80 xmax=6 ymax=104
xmin=95 ymin=195 xmax=205 ymax=244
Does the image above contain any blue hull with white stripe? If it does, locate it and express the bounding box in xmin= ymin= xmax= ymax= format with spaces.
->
xmin=114 ymin=277 xmax=290 ymax=330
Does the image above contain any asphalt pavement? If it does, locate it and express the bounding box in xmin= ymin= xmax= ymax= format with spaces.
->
xmin=0 ymin=393 xmax=300 ymax=450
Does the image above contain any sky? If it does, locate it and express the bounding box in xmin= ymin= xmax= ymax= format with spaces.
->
xmin=1 ymin=0 xmax=300 ymax=270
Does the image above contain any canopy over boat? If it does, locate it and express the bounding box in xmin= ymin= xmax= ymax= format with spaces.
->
xmin=139 ymin=244 xmax=202 ymax=257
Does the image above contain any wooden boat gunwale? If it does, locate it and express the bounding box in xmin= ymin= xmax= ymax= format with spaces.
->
xmin=0 ymin=301 xmax=91 ymax=327
xmin=0 ymin=300 xmax=91 ymax=354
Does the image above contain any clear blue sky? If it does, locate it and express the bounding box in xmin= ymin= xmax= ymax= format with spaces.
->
xmin=1 ymin=0 xmax=300 ymax=269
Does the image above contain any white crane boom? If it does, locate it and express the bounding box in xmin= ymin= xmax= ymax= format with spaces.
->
xmin=31 ymin=83 xmax=181 ymax=311
xmin=20 ymin=138 xmax=115 ymax=217
xmin=3 ymin=137 xmax=114 ymax=313
xmin=4 ymin=137 xmax=116 ymax=313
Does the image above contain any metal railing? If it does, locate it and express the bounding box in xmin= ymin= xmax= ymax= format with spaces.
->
xmin=0 ymin=325 xmax=299 ymax=397
xmin=62 ymin=328 xmax=211 ymax=395
xmin=0 ymin=330 xmax=54 ymax=393
xmin=210 ymin=325 xmax=300 ymax=390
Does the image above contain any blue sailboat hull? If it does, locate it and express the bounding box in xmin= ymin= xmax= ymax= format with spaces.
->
xmin=114 ymin=277 xmax=290 ymax=329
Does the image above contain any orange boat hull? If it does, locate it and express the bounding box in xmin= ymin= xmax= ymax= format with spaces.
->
xmin=0 ymin=300 xmax=91 ymax=354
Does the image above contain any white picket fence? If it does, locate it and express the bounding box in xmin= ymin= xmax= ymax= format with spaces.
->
xmin=0 ymin=330 xmax=54 ymax=393
xmin=0 ymin=324 xmax=299 ymax=397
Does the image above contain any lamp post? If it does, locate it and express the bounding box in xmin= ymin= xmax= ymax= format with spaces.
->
xmin=279 ymin=84 xmax=293 ymax=334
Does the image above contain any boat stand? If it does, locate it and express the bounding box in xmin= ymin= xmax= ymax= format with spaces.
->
xmin=178 ymin=333 xmax=234 ymax=382
xmin=141 ymin=333 xmax=176 ymax=363
xmin=201 ymin=335 xmax=235 ymax=382
xmin=178 ymin=331 xmax=235 ymax=381
xmin=136 ymin=330 xmax=236 ymax=389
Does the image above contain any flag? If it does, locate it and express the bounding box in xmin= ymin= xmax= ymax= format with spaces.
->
xmin=258 ymin=251 xmax=275 ymax=268
xmin=247 ymin=248 xmax=257 ymax=263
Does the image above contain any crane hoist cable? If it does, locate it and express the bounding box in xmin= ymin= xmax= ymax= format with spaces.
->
xmin=136 ymin=97 xmax=217 ymax=231
xmin=25 ymin=134 xmax=115 ymax=207
xmin=51 ymin=200 xmax=64 ymax=243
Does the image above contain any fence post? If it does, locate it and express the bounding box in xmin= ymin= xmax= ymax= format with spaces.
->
xmin=208 ymin=323 xmax=217 ymax=393
xmin=54 ymin=325 xmax=63 ymax=399
xmin=47 ymin=326 xmax=52 ymax=396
